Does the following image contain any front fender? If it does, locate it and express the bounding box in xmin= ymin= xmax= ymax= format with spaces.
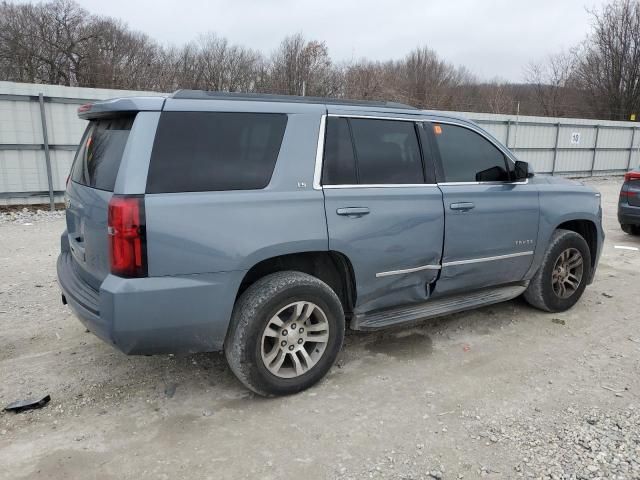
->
xmin=525 ymin=188 xmax=602 ymax=281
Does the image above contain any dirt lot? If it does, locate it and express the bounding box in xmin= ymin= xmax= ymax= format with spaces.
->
xmin=0 ymin=177 xmax=639 ymax=480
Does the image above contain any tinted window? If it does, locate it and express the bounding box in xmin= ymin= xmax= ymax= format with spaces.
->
xmin=350 ymin=119 xmax=424 ymax=184
xmin=432 ymin=124 xmax=509 ymax=182
xmin=71 ymin=115 xmax=135 ymax=191
xmin=322 ymin=117 xmax=357 ymax=185
xmin=146 ymin=112 xmax=287 ymax=193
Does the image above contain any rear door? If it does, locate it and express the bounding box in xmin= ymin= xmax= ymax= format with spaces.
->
xmin=427 ymin=121 xmax=539 ymax=295
xmin=322 ymin=115 xmax=445 ymax=314
xmin=65 ymin=114 xmax=136 ymax=290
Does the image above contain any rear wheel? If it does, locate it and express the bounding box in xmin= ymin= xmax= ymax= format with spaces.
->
xmin=523 ymin=229 xmax=592 ymax=312
xmin=621 ymin=224 xmax=640 ymax=235
xmin=225 ymin=271 xmax=345 ymax=396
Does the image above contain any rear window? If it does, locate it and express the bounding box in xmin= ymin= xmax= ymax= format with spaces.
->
xmin=71 ymin=115 xmax=135 ymax=191
xmin=146 ymin=112 xmax=288 ymax=193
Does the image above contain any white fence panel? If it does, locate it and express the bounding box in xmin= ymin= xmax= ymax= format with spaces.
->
xmin=1 ymin=81 xmax=640 ymax=206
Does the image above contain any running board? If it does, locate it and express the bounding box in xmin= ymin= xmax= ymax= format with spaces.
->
xmin=351 ymin=283 xmax=528 ymax=331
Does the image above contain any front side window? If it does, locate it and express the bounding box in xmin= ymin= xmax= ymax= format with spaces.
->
xmin=322 ymin=117 xmax=424 ymax=185
xmin=432 ymin=124 xmax=510 ymax=183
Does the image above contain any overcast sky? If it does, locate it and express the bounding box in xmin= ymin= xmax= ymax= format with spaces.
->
xmin=65 ymin=0 xmax=609 ymax=82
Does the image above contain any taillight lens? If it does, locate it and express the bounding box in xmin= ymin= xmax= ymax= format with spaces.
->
xmin=624 ymin=171 xmax=640 ymax=182
xmin=108 ymin=196 xmax=147 ymax=277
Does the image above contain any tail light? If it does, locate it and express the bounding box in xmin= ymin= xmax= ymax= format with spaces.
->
xmin=108 ymin=195 xmax=147 ymax=277
xmin=624 ymin=171 xmax=640 ymax=182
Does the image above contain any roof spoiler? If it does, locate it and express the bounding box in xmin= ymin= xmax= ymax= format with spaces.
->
xmin=77 ymin=96 xmax=166 ymax=120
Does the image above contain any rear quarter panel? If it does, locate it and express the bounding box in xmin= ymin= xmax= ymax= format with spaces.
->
xmin=144 ymin=111 xmax=328 ymax=276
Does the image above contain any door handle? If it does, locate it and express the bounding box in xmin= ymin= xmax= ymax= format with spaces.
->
xmin=336 ymin=207 xmax=370 ymax=217
xmin=450 ymin=202 xmax=475 ymax=211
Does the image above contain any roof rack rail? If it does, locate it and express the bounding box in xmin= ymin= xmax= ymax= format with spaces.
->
xmin=171 ymin=90 xmax=417 ymax=110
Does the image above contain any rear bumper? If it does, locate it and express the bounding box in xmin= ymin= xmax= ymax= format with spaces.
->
xmin=618 ymin=202 xmax=640 ymax=226
xmin=57 ymin=252 xmax=244 ymax=354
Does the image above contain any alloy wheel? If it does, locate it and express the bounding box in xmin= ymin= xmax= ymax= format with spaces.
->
xmin=551 ymin=247 xmax=584 ymax=299
xmin=260 ymin=301 xmax=330 ymax=378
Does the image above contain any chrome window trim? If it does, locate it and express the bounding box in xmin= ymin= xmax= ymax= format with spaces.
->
xmin=314 ymin=113 xmax=425 ymax=190
xmin=438 ymin=179 xmax=529 ymax=186
xmin=313 ymin=113 xmax=529 ymax=190
xmin=324 ymin=183 xmax=438 ymax=189
xmin=376 ymin=263 xmax=441 ymax=278
xmin=327 ymin=113 xmax=420 ymax=122
xmin=442 ymin=250 xmax=534 ymax=267
xmin=312 ymin=114 xmax=327 ymax=190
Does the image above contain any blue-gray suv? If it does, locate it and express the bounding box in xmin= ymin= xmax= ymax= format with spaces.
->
xmin=57 ymin=91 xmax=604 ymax=396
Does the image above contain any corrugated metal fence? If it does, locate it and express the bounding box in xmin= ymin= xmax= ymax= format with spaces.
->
xmin=449 ymin=111 xmax=640 ymax=178
xmin=1 ymin=81 xmax=639 ymax=207
xmin=0 ymin=82 xmax=159 ymax=207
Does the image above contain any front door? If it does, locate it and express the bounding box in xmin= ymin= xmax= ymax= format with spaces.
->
xmin=321 ymin=115 xmax=444 ymax=313
xmin=427 ymin=122 xmax=539 ymax=295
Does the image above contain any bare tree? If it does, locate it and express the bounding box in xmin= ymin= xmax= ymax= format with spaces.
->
xmin=574 ymin=0 xmax=640 ymax=120
xmin=195 ymin=34 xmax=261 ymax=92
xmin=526 ymin=51 xmax=578 ymax=117
xmin=0 ymin=0 xmax=94 ymax=85
xmin=267 ymin=33 xmax=337 ymax=96
xmin=343 ymin=60 xmax=387 ymax=100
xmin=397 ymin=46 xmax=474 ymax=109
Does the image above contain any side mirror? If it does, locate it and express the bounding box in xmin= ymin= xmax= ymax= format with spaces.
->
xmin=514 ymin=160 xmax=534 ymax=180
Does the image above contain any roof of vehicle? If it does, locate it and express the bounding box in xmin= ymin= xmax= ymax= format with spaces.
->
xmin=172 ymin=90 xmax=417 ymax=110
xmin=78 ymin=90 xmax=473 ymax=125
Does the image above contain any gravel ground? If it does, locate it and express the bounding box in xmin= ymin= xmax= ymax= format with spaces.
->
xmin=0 ymin=177 xmax=639 ymax=480
xmin=0 ymin=207 xmax=65 ymax=225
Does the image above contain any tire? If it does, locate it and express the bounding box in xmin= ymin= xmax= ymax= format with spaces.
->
xmin=523 ymin=229 xmax=592 ymax=313
xmin=621 ymin=224 xmax=640 ymax=235
xmin=224 ymin=271 xmax=345 ymax=396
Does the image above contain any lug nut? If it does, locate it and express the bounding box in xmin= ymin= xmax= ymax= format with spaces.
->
xmin=291 ymin=323 xmax=297 ymax=329
xmin=281 ymin=340 xmax=287 ymax=347
xmin=282 ymin=330 xmax=288 ymax=336
xmin=297 ymin=338 xmax=303 ymax=344
xmin=288 ymin=345 xmax=295 ymax=351
xmin=299 ymin=328 xmax=304 ymax=333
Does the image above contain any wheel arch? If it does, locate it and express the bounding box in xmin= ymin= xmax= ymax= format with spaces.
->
xmin=236 ymin=251 xmax=357 ymax=315
xmin=555 ymin=219 xmax=598 ymax=271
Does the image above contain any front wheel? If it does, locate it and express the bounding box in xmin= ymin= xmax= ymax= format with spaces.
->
xmin=523 ymin=229 xmax=592 ymax=312
xmin=224 ymin=271 xmax=345 ymax=396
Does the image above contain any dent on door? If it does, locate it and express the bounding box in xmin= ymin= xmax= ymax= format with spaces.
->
xmin=324 ymin=187 xmax=445 ymax=314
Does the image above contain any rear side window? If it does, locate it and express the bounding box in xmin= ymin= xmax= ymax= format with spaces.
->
xmin=146 ymin=112 xmax=288 ymax=193
xmin=322 ymin=117 xmax=424 ymax=185
xmin=71 ymin=115 xmax=135 ymax=191
xmin=432 ymin=124 xmax=510 ymax=182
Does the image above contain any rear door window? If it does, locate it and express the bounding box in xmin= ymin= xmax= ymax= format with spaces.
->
xmin=322 ymin=117 xmax=357 ymax=185
xmin=146 ymin=112 xmax=288 ymax=193
xmin=322 ymin=117 xmax=425 ymax=185
xmin=71 ymin=115 xmax=135 ymax=191
xmin=350 ymin=119 xmax=424 ymax=184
